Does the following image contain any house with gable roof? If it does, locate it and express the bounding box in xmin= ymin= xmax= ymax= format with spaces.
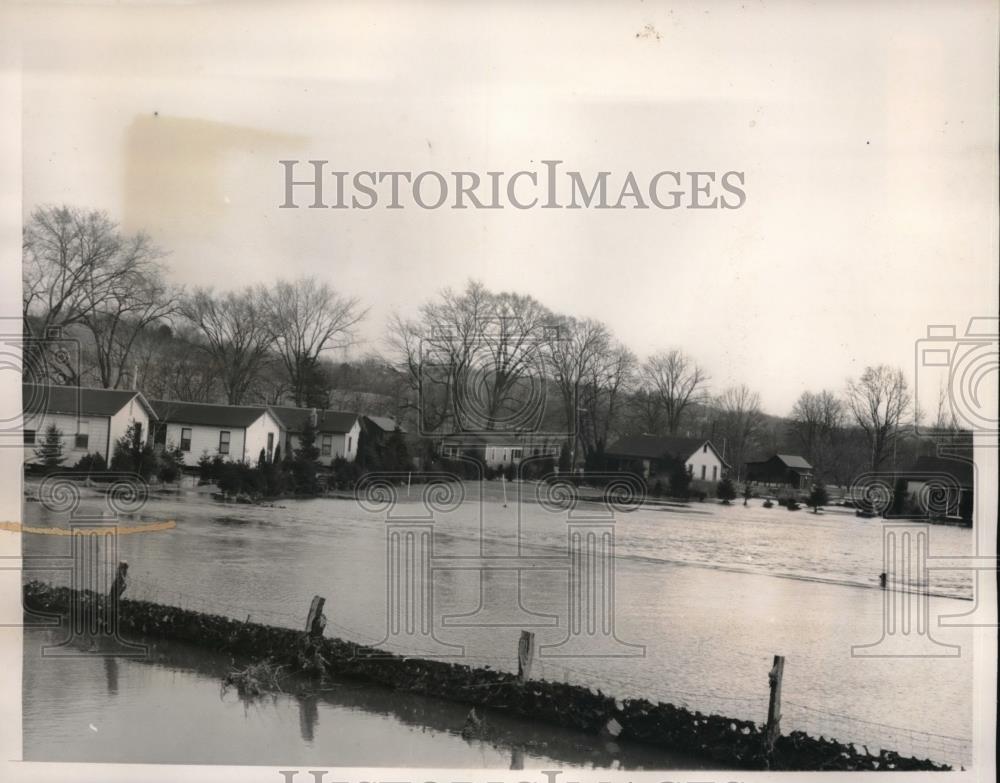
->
xmin=269 ymin=406 xmax=361 ymax=465
xmin=744 ymin=454 xmax=814 ymax=489
xmin=149 ymin=399 xmax=283 ymax=466
xmin=22 ymin=383 xmax=156 ymax=465
xmin=605 ymin=434 xmax=729 ymax=481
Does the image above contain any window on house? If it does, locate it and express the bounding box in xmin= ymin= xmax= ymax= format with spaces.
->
xmin=153 ymin=422 xmax=167 ymax=447
xmin=712 ymin=465 xmax=718 ymax=481
xmin=75 ymin=421 xmax=89 ymax=450
xmin=219 ymin=430 xmax=231 ymax=455
xmin=703 ymin=444 xmax=708 ymax=452
xmin=700 ymin=465 xmax=706 ymax=480
xmin=180 ymin=428 xmax=192 ymax=452
xmin=321 ymin=434 xmax=332 ymax=457
xmin=687 ymin=464 xmax=693 ymax=476
xmin=347 ymin=436 xmax=352 ymax=452
xmin=511 ymin=448 xmax=522 ymax=460
xmin=266 ymin=433 xmax=274 ymax=459
xmin=24 ymin=429 xmax=36 ymax=445
xmin=502 ymin=448 xmax=509 ymax=462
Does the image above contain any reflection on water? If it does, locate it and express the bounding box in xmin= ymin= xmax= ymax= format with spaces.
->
xmin=23 ymin=625 xmax=714 ymax=768
xmin=22 ymin=483 xmax=975 ymax=763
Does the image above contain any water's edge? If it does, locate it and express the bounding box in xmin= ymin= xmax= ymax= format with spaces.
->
xmin=23 ymin=581 xmax=951 ymax=772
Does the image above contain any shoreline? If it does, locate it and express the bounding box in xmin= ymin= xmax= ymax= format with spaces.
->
xmin=22 ymin=581 xmax=953 ymax=772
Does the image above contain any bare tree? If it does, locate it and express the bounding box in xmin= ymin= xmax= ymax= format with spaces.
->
xmin=547 ymin=317 xmax=613 ymax=451
xmin=711 ymin=385 xmax=765 ymax=480
xmin=627 ymin=387 xmax=665 ymax=435
xmin=846 ymin=365 xmax=912 ymax=471
xmin=580 ymin=342 xmax=636 ymax=464
xmin=931 ymin=380 xmax=960 ymax=431
xmin=262 ymin=277 xmax=366 ymax=407
xmin=547 ymin=317 xmax=635 ymax=464
xmin=386 ymin=280 xmax=552 ymax=433
xmin=639 ymin=349 xmax=710 ymax=435
xmin=132 ymin=324 xmax=220 ymax=403
xmin=22 ymin=205 xmax=160 ymax=384
xmin=469 ymin=287 xmax=552 ymax=430
xmin=181 ymin=287 xmax=273 ymax=405
xmin=789 ymin=390 xmax=845 ymax=480
xmin=384 ymin=312 xmax=433 ymax=425
xmin=81 ymin=259 xmax=178 ymax=389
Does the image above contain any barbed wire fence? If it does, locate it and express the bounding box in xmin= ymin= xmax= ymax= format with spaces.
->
xmin=781 ymin=699 xmax=971 ymax=766
xmin=31 ymin=567 xmax=972 ymax=768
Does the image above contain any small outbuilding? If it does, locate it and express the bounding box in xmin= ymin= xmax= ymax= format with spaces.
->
xmin=744 ymin=454 xmax=814 ymax=489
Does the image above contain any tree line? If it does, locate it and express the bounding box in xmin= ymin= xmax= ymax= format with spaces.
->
xmin=24 ymin=204 xmax=948 ymax=486
xmin=23 ymin=205 xmax=366 ymax=406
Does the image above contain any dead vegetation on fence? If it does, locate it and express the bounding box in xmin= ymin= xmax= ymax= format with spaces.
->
xmin=22 ymin=581 xmax=952 ymax=772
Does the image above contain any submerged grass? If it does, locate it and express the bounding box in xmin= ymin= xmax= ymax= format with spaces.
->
xmin=223 ymin=659 xmax=287 ymax=699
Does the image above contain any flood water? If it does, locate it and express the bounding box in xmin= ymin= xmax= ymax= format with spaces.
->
xmin=21 ymin=481 xmax=977 ymax=767
xmin=23 ymin=625 xmax=711 ymax=768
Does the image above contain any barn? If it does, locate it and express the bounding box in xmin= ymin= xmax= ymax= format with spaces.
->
xmin=744 ymin=454 xmax=814 ymax=489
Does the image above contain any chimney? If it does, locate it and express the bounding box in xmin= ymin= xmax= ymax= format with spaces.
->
xmin=310 ymin=407 xmax=318 ymax=427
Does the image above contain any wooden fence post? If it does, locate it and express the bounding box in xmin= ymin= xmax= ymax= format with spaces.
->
xmin=109 ymin=561 xmax=129 ymax=602
xmin=765 ymin=654 xmax=785 ymax=758
xmin=99 ymin=561 xmax=128 ymax=634
xmin=517 ymin=630 xmax=535 ymax=682
xmin=306 ymin=595 xmax=327 ymax=639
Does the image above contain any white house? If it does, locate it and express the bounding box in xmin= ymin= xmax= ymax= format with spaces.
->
xmin=150 ymin=399 xmax=283 ymax=466
xmin=439 ymin=433 xmax=561 ymax=468
xmin=22 ymin=383 xmax=156 ymax=465
xmin=605 ymin=434 xmax=729 ymax=481
xmin=683 ymin=440 xmax=729 ymax=482
xmin=269 ymin=406 xmax=361 ymax=466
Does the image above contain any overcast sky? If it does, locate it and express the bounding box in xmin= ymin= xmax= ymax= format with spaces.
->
xmin=16 ymin=0 xmax=999 ymax=416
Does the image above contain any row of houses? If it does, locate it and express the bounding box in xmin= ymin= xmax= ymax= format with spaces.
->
xmin=20 ymin=384 xmax=974 ymax=521
xmin=438 ymin=432 xmax=734 ymax=482
xmin=18 ymin=384 xmax=777 ymax=482
xmin=603 ymin=436 xmax=818 ymax=489
xmin=21 ymin=383 xmax=403 ymax=468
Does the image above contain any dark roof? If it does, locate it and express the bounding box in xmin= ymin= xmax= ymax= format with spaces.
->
xmin=269 ymin=406 xmax=359 ymax=434
xmin=23 ymin=383 xmax=153 ymax=419
xmin=150 ymin=399 xmax=270 ymax=428
xmin=775 ymin=454 xmax=813 ymax=470
xmin=440 ymin=432 xmax=560 ymax=446
xmin=606 ymin=434 xmax=711 ymax=462
xmin=899 ymin=455 xmax=974 ymax=488
xmin=746 ymin=453 xmax=813 ymax=471
xmin=365 ymin=415 xmax=406 ymax=434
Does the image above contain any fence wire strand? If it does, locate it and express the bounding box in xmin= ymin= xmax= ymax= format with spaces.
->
xmin=32 ymin=572 xmax=972 ymax=767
